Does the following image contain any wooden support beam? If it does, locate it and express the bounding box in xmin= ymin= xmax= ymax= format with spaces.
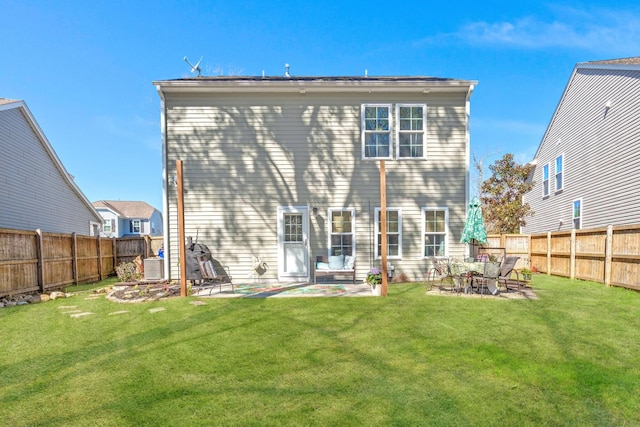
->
xmin=380 ymin=160 xmax=388 ymax=297
xmin=176 ymin=160 xmax=187 ymax=297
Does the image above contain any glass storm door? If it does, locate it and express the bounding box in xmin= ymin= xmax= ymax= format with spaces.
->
xmin=278 ymin=207 xmax=309 ymax=280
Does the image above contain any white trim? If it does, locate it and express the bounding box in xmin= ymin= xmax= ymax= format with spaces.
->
xmin=361 ymin=103 xmax=393 ymax=160
xmin=277 ymin=206 xmax=310 ymax=281
xmin=572 ymin=198 xmax=582 ymax=229
xmin=326 ymin=207 xmax=356 ymax=257
xmin=155 ymin=86 xmax=170 ymax=280
xmin=421 ymin=207 xmax=449 ymax=258
xmin=374 ymin=207 xmax=402 ymax=259
xmin=555 ymin=153 xmax=564 ymax=192
xmin=542 ymin=162 xmax=550 ymax=197
xmin=395 ymin=103 xmax=427 ymax=160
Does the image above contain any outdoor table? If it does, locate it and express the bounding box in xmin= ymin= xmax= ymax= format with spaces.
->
xmin=457 ymin=261 xmax=500 ymax=295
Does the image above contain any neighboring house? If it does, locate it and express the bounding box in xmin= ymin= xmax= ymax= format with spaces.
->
xmin=522 ymin=57 xmax=640 ymax=234
xmin=92 ymin=200 xmax=163 ymax=238
xmin=0 ymin=98 xmax=102 ymax=235
xmin=154 ymin=74 xmax=477 ymax=282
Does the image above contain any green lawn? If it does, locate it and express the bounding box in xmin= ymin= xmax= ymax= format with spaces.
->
xmin=1 ymin=275 xmax=639 ymax=426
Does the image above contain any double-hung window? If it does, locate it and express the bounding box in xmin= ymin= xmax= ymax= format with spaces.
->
xmin=542 ymin=163 xmax=550 ymax=197
xmin=130 ymin=219 xmax=141 ymax=233
xmin=422 ymin=208 xmax=448 ymax=257
xmin=103 ymin=219 xmax=113 ymax=234
xmin=328 ymin=209 xmax=355 ymax=256
xmin=362 ymin=104 xmax=392 ymax=159
xmin=555 ymin=155 xmax=564 ymax=192
xmin=572 ymin=199 xmax=582 ymax=229
xmin=375 ymin=208 xmax=402 ymax=259
xmin=397 ymin=104 xmax=426 ymax=158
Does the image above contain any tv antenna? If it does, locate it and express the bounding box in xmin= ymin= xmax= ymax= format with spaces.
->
xmin=183 ymin=56 xmax=202 ymax=77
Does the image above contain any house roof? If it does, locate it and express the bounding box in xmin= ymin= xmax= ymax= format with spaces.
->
xmin=0 ymin=98 xmax=102 ymax=223
xmin=531 ymin=57 xmax=640 ymax=160
xmin=93 ymin=200 xmax=157 ymax=219
xmin=153 ymin=75 xmax=478 ymax=95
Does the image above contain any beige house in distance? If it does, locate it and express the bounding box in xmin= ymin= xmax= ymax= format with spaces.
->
xmin=154 ymin=74 xmax=477 ymax=282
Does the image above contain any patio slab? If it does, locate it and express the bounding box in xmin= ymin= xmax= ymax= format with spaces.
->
xmin=191 ymin=281 xmax=374 ymax=298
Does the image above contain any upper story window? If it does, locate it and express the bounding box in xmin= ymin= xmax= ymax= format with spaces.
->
xmin=103 ymin=219 xmax=113 ymax=233
xmin=422 ymin=207 xmax=448 ymax=257
xmin=542 ymin=163 xmax=550 ymax=197
xmin=555 ymin=155 xmax=564 ymax=192
xmin=362 ymin=103 xmax=427 ymax=160
xmin=362 ymin=104 xmax=392 ymax=159
xmin=397 ymin=105 xmax=426 ymax=159
xmin=130 ymin=219 xmax=141 ymax=233
xmin=328 ymin=209 xmax=355 ymax=256
xmin=573 ymin=199 xmax=582 ymax=229
xmin=375 ymin=208 xmax=402 ymax=259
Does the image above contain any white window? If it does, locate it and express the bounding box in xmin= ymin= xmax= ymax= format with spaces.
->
xmin=328 ymin=209 xmax=355 ymax=256
xmin=375 ymin=208 xmax=402 ymax=259
xmin=555 ymin=155 xmax=564 ymax=192
xmin=362 ymin=104 xmax=392 ymax=159
xmin=130 ymin=219 xmax=141 ymax=233
xmin=542 ymin=163 xmax=550 ymax=197
xmin=422 ymin=207 xmax=448 ymax=257
xmin=103 ymin=219 xmax=113 ymax=233
xmin=396 ymin=104 xmax=426 ymax=159
xmin=573 ymin=199 xmax=582 ymax=229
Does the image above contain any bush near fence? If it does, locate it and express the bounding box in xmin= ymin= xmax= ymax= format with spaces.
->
xmin=0 ymin=227 xmax=163 ymax=297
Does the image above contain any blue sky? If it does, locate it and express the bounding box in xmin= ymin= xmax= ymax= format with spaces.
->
xmin=2 ymin=1 xmax=640 ymax=212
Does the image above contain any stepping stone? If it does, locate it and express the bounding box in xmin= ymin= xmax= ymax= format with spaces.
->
xmin=62 ymin=310 xmax=84 ymax=314
xmin=58 ymin=306 xmax=77 ymax=309
xmin=70 ymin=312 xmax=93 ymax=318
xmin=148 ymin=307 xmax=166 ymax=313
xmin=108 ymin=310 xmax=129 ymax=316
xmin=190 ymin=301 xmax=207 ymax=306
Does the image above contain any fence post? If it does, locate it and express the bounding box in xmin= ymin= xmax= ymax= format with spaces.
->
xmin=547 ymin=231 xmax=552 ymax=275
xmin=97 ymin=234 xmax=103 ymax=281
xmin=570 ymin=229 xmax=576 ymax=280
xmin=112 ymin=238 xmax=117 ymax=273
xmin=605 ymin=225 xmax=613 ymax=287
xmin=72 ymin=232 xmax=78 ymax=285
xmin=35 ymin=229 xmax=45 ymax=293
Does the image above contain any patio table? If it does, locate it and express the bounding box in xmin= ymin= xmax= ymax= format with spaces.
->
xmin=456 ymin=261 xmax=500 ymax=295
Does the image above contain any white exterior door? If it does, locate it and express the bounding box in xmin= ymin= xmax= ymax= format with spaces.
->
xmin=277 ymin=206 xmax=309 ymax=281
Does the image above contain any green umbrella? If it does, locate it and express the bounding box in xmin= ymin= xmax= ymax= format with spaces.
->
xmin=460 ymin=196 xmax=488 ymax=251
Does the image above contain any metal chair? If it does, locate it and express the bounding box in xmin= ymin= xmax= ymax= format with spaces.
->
xmin=424 ymin=257 xmax=450 ymax=293
xmin=497 ymin=256 xmax=522 ymax=292
xmin=475 ymin=261 xmax=501 ymax=296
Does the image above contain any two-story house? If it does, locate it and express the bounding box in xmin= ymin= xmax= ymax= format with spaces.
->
xmin=523 ymin=57 xmax=640 ymax=234
xmin=0 ymin=98 xmax=102 ymax=235
xmin=154 ymin=74 xmax=477 ymax=282
xmin=92 ymin=200 xmax=163 ymax=238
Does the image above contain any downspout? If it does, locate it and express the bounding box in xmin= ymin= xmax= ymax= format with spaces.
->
xmin=465 ymin=84 xmax=475 ymax=258
xmin=155 ymin=84 xmax=170 ymax=280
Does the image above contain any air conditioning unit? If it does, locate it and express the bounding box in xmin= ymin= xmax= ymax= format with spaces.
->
xmin=144 ymin=258 xmax=164 ymax=280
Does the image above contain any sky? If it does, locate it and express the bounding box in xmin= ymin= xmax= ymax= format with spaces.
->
xmin=2 ymin=1 xmax=640 ymax=213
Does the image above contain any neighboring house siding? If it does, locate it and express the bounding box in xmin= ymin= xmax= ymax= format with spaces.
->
xmin=0 ymin=104 xmax=101 ymax=234
xmin=523 ymin=64 xmax=640 ymax=234
xmin=162 ymin=90 xmax=470 ymax=281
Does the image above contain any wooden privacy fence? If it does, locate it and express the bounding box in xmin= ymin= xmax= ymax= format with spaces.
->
xmin=484 ymin=225 xmax=640 ymax=291
xmin=0 ymin=227 xmax=164 ymax=297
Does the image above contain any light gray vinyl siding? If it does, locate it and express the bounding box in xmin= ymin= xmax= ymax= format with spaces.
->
xmin=0 ymin=105 xmax=101 ymax=235
xmin=162 ymin=91 xmax=469 ymax=281
xmin=523 ymin=66 xmax=640 ymax=234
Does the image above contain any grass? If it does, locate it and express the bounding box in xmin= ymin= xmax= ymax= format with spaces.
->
xmin=1 ymin=275 xmax=639 ymax=426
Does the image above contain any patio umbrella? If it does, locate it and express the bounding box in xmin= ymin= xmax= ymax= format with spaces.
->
xmin=460 ymin=196 xmax=488 ymax=257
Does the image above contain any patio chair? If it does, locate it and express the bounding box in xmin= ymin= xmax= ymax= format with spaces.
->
xmin=497 ymin=256 xmax=522 ymax=292
xmin=424 ymin=257 xmax=450 ymax=293
xmin=474 ymin=261 xmax=501 ymax=296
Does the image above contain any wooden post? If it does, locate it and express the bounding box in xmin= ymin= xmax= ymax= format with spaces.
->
xmin=570 ymin=229 xmax=576 ymax=280
xmin=605 ymin=225 xmax=613 ymax=286
xmin=35 ymin=229 xmax=45 ymax=293
xmin=112 ymin=238 xmax=118 ymax=275
xmin=380 ymin=160 xmax=388 ymax=297
xmin=71 ymin=232 xmax=78 ymax=285
xmin=176 ymin=160 xmax=187 ymax=297
xmin=547 ymin=231 xmax=552 ymax=275
xmin=97 ymin=234 xmax=103 ymax=281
